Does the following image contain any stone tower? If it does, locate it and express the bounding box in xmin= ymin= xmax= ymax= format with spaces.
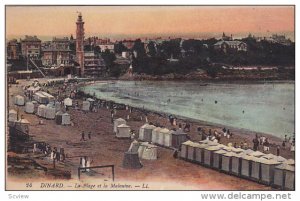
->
xmin=76 ymin=12 xmax=85 ymax=76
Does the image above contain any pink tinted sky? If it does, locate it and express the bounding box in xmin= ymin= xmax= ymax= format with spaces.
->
xmin=6 ymin=6 xmax=294 ymax=38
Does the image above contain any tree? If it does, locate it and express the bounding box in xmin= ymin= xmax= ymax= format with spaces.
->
xmin=114 ymin=42 xmax=127 ymax=54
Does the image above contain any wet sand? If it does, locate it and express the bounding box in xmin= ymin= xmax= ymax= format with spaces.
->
xmin=6 ymin=79 xmax=294 ymax=190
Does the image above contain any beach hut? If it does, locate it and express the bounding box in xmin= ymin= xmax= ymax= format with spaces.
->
xmin=113 ymin=118 xmax=126 ymax=133
xmin=213 ymin=149 xmax=228 ymax=170
xmin=37 ymin=105 xmax=47 ymax=118
xmin=162 ymin=128 xmax=173 ymax=147
xmin=64 ymin=98 xmax=73 ymax=107
xmin=139 ymin=123 xmax=149 ymax=141
xmin=203 ymin=145 xmax=221 ymax=167
xmin=82 ymin=101 xmax=90 ymax=111
xmin=230 ymin=152 xmax=245 ymax=176
xmin=144 ymin=125 xmax=156 ymax=143
xmin=25 ymin=102 xmax=34 ymax=114
xmin=40 ymin=92 xmax=55 ymax=103
xmin=116 ymin=124 xmax=131 ymax=138
xmin=151 ymin=127 xmax=162 ymax=144
xmin=285 ymin=159 xmax=295 ymax=166
xmin=250 ymin=157 xmax=264 ymax=182
xmin=15 ymin=118 xmax=30 ymax=134
xmin=138 ymin=142 xmax=158 ymax=160
xmin=55 ymin=111 xmax=63 ymax=124
xmin=61 ymin=113 xmax=71 ymax=125
xmin=171 ymin=129 xmax=187 ymax=149
xmin=180 ymin=140 xmax=193 ymax=159
xmin=249 ymin=151 xmax=265 ymax=158
xmin=186 ymin=141 xmax=200 ymax=162
xmin=8 ymin=109 xmax=18 ymax=122
xmin=45 ymin=106 xmax=56 ymax=119
xmin=33 ymin=92 xmax=48 ymax=104
xmin=14 ymin=95 xmax=25 ymax=106
xmin=221 ymin=152 xmax=235 ymax=173
xmin=55 ymin=102 xmax=61 ymax=112
xmin=240 ymin=154 xmax=254 ymax=179
xmin=260 ymin=158 xmax=281 ymax=185
xmin=194 ymin=143 xmax=209 ymax=164
xmin=157 ymin=128 xmax=169 ymax=146
xmin=273 ymin=163 xmax=295 ymax=190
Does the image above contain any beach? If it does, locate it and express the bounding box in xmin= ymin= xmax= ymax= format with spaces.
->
xmin=6 ymin=78 xmax=294 ymax=190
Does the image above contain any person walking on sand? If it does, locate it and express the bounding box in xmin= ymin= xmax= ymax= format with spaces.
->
xmin=263 ymin=138 xmax=270 ymax=153
xmin=80 ymin=131 xmax=85 ymax=141
xmin=88 ymin=132 xmax=91 ymax=140
xmin=276 ymin=145 xmax=280 ymax=156
xmin=282 ymin=141 xmax=286 ymax=150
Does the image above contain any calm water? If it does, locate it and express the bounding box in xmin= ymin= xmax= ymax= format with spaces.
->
xmin=81 ymin=81 xmax=295 ymax=138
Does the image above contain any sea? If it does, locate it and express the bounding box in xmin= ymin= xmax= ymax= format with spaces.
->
xmin=80 ymin=80 xmax=295 ymax=139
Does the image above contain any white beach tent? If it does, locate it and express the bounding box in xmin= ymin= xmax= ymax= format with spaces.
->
xmin=55 ymin=102 xmax=62 ymax=112
xmin=55 ymin=111 xmax=63 ymax=124
xmin=162 ymin=128 xmax=173 ymax=147
xmin=14 ymin=95 xmax=25 ymax=106
xmin=213 ymin=149 xmax=228 ymax=170
xmin=144 ymin=125 xmax=156 ymax=143
xmin=285 ymin=159 xmax=295 ymax=166
xmin=249 ymin=151 xmax=265 ymax=158
xmin=45 ymin=106 xmax=56 ymax=119
xmin=138 ymin=142 xmax=158 ymax=160
xmin=37 ymin=105 xmax=47 ymax=118
xmin=240 ymin=154 xmax=254 ymax=179
xmin=27 ymin=86 xmax=40 ymax=93
xmin=274 ymin=163 xmax=295 ymax=190
xmin=230 ymin=152 xmax=244 ymax=176
xmin=139 ymin=123 xmax=149 ymax=141
xmin=64 ymin=98 xmax=73 ymax=107
xmin=221 ymin=152 xmax=235 ymax=173
xmin=151 ymin=127 xmax=162 ymax=144
xmin=187 ymin=141 xmax=200 ymax=162
xmin=40 ymin=92 xmax=55 ymax=103
xmin=203 ymin=144 xmax=222 ymax=167
xmin=260 ymin=158 xmax=281 ymax=185
xmin=33 ymin=92 xmax=48 ymax=104
xmin=157 ymin=128 xmax=170 ymax=146
xmin=194 ymin=143 xmax=209 ymax=164
xmin=8 ymin=109 xmax=18 ymax=122
xmin=180 ymin=140 xmax=193 ymax=159
xmin=114 ymin=118 xmax=126 ymax=133
xmin=171 ymin=129 xmax=187 ymax=149
xmin=116 ymin=124 xmax=131 ymax=138
xmin=82 ymin=101 xmax=90 ymax=111
xmin=15 ymin=118 xmax=30 ymax=134
xmin=250 ymin=157 xmax=264 ymax=182
xmin=25 ymin=102 xmax=34 ymax=114
xmin=61 ymin=113 xmax=71 ymax=125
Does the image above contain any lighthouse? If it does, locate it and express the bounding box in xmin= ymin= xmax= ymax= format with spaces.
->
xmin=76 ymin=12 xmax=85 ymax=76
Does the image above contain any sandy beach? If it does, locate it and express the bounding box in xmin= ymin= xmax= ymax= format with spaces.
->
xmin=6 ymin=78 xmax=294 ymax=190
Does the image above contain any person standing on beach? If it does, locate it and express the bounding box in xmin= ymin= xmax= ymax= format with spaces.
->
xmin=252 ymin=137 xmax=259 ymax=151
xmin=88 ymin=132 xmax=91 ymax=140
xmin=276 ymin=145 xmax=280 ymax=156
xmin=263 ymin=138 xmax=270 ymax=153
xmin=80 ymin=131 xmax=85 ymax=141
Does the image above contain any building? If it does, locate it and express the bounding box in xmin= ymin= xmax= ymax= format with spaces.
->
xmin=98 ymin=43 xmax=115 ymax=53
xmin=122 ymin=40 xmax=135 ymax=50
xmin=83 ymin=51 xmax=106 ymax=77
xmin=7 ymin=39 xmax=21 ymax=60
xmin=76 ymin=12 xmax=85 ymax=76
xmin=269 ymin=34 xmax=292 ymax=46
xmin=214 ymin=41 xmax=247 ymax=53
xmin=20 ymin=35 xmax=42 ymax=59
xmin=41 ymin=37 xmax=72 ymax=67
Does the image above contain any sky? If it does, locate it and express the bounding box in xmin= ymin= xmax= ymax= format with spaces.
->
xmin=6 ymin=6 xmax=295 ymax=40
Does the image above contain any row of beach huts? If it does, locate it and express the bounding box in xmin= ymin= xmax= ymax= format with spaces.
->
xmin=113 ymin=118 xmax=295 ymax=190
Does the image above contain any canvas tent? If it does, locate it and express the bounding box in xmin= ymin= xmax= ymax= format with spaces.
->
xmin=250 ymin=157 xmax=264 ymax=182
xmin=45 ymin=106 xmax=56 ymax=119
xmin=14 ymin=95 xmax=25 ymax=106
xmin=285 ymin=159 xmax=295 ymax=166
xmin=82 ymin=100 xmax=90 ymax=111
xmin=240 ymin=154 xmax=254 ymax=179
xmin=37 ymin=105 xmax=47 ymax=117
xmin=274 ymin=163 xmax=295 ymax=190
xmin=171 ymin=129 xmax=187 ymax=149
xmin=27 ymin=86 xmax=40 ymax=93
xmin=203 ymin=145 xmax=222 ymax=167
xmin=33 ymin=92 xmax=48 ymax=104
xmin=250 ymin=151 xmax=265 ymax=158
xmin=40 ymin=92 xmax=55 ymax=103
xmin=116 ymin=124 xmax=131 ymax=138
xmin=260 ymin=158 xmax=281 ymax=185
xmin=15 ymin=119 xmax=30 ymax=134
xmin=138 ymin=142 xmax=158 ymax=160
xmin=221 ymin=152 xmax=235 ymax=173
xmin=55 ymin=111 xmax=63 ymax=124
xmin=162 ymin=128 xmax=173 ymax=147
xmin=25 ymin=102 xmax=34 ymax=114
xmin=151 ymin=127 xmax=162 ymax=144
xmin=64 ymin=98 xmax=73 ymax=107
xmin=139 ymin=123 xmax=149 ymax=141
xmin=8 ymin=109 xmax=18 ymax=122
xmin=55 ymin=102 xmax=61 ymax=112
xmin=143 ymin=125 xmax=156 ymax=143
xmin=180 ymin=140 xmax=194 ymax=159
xmin=213 ymin=149 xmax=228 ymax=170
xmin=195 ymin=143 xmax=209 ymax=164
xmin=114 ymin=118 xmax=126 ymax=133
xmin=62 ymin=113 xmax=71 ymax=125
